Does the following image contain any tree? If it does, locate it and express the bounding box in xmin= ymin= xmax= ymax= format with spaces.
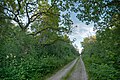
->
xmin=0 ymin=0 xmax=50 ymax=30
xmin=0 ymin=0 xmax=73 ymax=46
xmin=73 ymin=0 xmax=120 ymax=30
xmin=1 ymin=0 xmax=119 ymax=32
xmin=0 ymin=0 xmax=73 ymax=34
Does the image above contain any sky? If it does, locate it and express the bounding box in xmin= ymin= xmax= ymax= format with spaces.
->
xmin=47 ymin=0 xmax=95 ymax=53
xmin=48 ymin=0 xmax=96 ymax=53
xmin=69 ymin=12 xmax=96 ymax=53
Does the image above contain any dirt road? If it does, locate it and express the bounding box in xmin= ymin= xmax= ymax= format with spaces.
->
xmin=67 ymin=56 xmax=88 ymax=80
xmin=46 ymin=58 xmax=78 ymax=80
xmin=47 ymin=56 xmax=87 ymax=80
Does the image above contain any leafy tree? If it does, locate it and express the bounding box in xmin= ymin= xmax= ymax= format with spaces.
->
xmin=0 ymin=0 xmax=73 ymax=33
xmin=0 ymin=0 xmax=51 ymax=30
xmin=73 ymin=0 xmax=120 ymax=30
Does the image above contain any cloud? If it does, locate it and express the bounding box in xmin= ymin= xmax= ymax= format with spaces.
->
xmin=65 ymin=12 xmax=96 ymax=53
xmin=68 ymin=15 xmax=96 ymax=53
xmin=69 ymin=23 xmax=95 ymax=40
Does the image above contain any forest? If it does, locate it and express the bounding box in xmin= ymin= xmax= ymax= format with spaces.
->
xmin=0 ymin=0 xmax=120 ymax=80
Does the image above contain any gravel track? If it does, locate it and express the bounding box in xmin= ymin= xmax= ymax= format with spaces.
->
xmin=67 ymin=56 xmax=88 ymax=80
xmin=47 ymin=56 xmax=87 ymax=80
xmin=46 ymin=58 xmax=78 ymax=80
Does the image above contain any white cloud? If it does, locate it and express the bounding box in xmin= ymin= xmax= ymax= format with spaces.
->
xmin=69 ymin=13 xmax=96 ymax=53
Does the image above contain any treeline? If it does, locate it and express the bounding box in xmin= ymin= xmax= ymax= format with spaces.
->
xmin=81 ymin=27 xmax=120 ymax=80
xmin=0 ymin=22 xmax=79 ymax=80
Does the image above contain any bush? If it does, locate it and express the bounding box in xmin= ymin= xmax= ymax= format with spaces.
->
xmin=0 ymin=28 xmax=79 ymax=80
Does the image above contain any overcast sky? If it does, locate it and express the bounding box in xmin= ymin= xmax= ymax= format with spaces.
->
xmin=69 ymin=12 xmax=96 ymax=53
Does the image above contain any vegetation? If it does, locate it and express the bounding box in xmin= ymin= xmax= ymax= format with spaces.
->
xmin=81 ymin=29 xmax=120 ymax=79
xmin=0 ymin=20 xmax=79 ymax=79
xmin=0 ymin=0 xmax=79 ymax=79
xmin=77 ymin=0 xmax=120 ymax=80
xmin=0 ymin=0 xmax=119 ymax=80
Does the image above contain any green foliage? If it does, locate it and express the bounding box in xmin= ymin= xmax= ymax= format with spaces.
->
xmin=1 ymin=0 xmax=119 ymax=80
xmin=74 ymin=0 xmax=120 ymax=30
xmin=81 ymin=27 xmax=120 ymax=80
xmin=0 ymin=24 xmax=79 ymax=80
xmin=0 ymin=1 xmax=81 ymax=79
xmin=0 ymin=0 xmax=74 ymax=33
xmin=83 ymin=54 xmax=118 ymax=80
xmin=79 ymin=1 xmax=120 ymax=79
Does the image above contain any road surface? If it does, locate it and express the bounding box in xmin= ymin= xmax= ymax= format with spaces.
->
xmin=47 ymin=56 xmax=87 ymax=80
xmin=67 ymin=57 xmax=88 ymax=80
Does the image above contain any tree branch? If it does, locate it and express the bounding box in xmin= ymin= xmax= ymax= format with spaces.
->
xmin=24 ymin=3 xmax=30 ymax=29
xmin=29 ymin=27 xmax=67 ymax=36
xmin=40 ymin=37 xmax=70 ymax=46
xmin=48 ymin=0 xmax=57 ymax=10
xmin=16 ymin=0 xmax=21 ymax=15
xmin=0 ymin=5 xmax=24 ymax=30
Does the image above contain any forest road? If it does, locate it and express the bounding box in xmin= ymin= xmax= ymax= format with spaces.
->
xmin=67 ymin=56 xmax=88 ymax=80
xmin=46 ymin=56 xmax=88 ymax=80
